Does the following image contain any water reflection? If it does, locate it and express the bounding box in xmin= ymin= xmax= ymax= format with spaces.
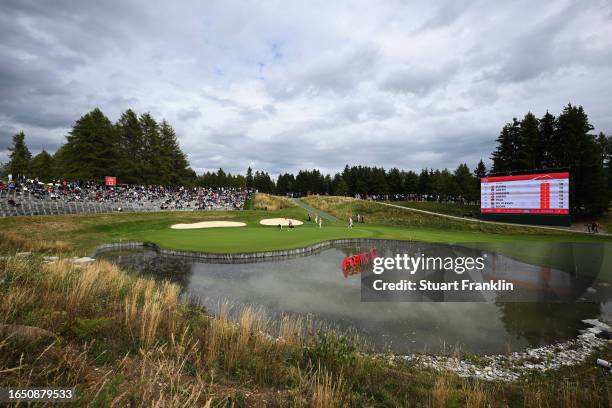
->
xmin=360 ymin=242 xmax=604 ymax=303
xmin=100 ymin=241 xmax=612 ymax=354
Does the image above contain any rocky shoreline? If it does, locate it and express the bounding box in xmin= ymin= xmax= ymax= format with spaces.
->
xmin=399 ymin=319 xmax=611 ymax=382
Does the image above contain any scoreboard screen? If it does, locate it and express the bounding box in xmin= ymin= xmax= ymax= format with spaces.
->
xmin=480 ymin=172 xmax=569 ymax=215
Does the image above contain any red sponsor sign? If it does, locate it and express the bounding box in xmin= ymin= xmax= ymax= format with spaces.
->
xmin=341 ymin=248 xmax=378 ymax=277
xmin=480 ymin=172 xmax=569 ymax=183
xmin=105 ymin=176 xmax=117 ymax=186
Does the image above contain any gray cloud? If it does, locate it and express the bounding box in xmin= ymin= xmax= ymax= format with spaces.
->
xmin=0 ymin=0 xmax=611 ymax=177
xmin=380 ymin=63 xmax=458 ymax=96
xmin=266 ymin=43 xmax=380 ymax=100
xmin=177 ymin=107 xmax=202 ymax=121
xmin=417 ymin=0 xmax=477 ymax=31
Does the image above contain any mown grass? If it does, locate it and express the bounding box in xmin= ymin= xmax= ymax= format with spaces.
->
xmin=1 ymin=255 xmax=610 ymax=407
xmin=1 ymin=196 xmax=609 ymax=258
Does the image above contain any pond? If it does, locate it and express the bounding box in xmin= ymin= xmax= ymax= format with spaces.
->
xmin=100 ymin=241 xmax=612 ymax=354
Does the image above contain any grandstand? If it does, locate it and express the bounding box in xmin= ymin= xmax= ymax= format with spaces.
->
xmin=0 ymin=179 xmax=251 ymax=217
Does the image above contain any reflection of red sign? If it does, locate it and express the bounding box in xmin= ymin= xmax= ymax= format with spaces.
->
xmin=341 ymin=248 xmax=378 ymax=277
xmin=105 ymin=176 xmax=116 ymax=186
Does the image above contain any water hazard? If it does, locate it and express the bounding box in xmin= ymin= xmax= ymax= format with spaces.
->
xmin=100 ymin=241 xmax=612 ymax=354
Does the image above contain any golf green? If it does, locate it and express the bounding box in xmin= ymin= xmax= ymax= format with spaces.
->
xmin=123 ymin=220 xmax=604 ymax=253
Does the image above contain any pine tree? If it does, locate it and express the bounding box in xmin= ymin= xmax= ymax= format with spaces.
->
xmin=28 ymin=150 xmax=54 ymax=181
xmin=369 ymin=167 xmax=389 ymax=195
xmin=555 ymin=104 xmax=606 ymax=216
xmin=520 ymin=112 xmax=540 ymax=169
xmin=246 ymin=167 xmax=254 ymax=188
xmin=491 ymin=124 xmax=514 ymax=173
xmin=252 ymin=170 xmax=275 ymax=193
xmin=474 ymin=160 xmax=487 ymax=178
xmin=159 ymin=120 xmax=193 ymax=185
xmin=276 ymin=173 xmax=295 ymax=194
xmin=417 ymin=169 xmax=431 ymax=195
xmin=454 ymin=163 xmax=476 ymax=201
xmin=139 ymin=113 xmax=162 ymax=184
xmin=62 ymin=108 xmax=119 ymax=181
xmin=403 ymin=171 xmax=419 ymax=194
xmin=386 ymin=168 xmax=404 ymax=195
xmin=323 ymin=174 xmax=332 ymax=195
xmin=116 ymin=109 xmax=145 ymax=184
xmin=538 ymin=111 xmax=556 ymax=168
xmin=599 ymin=133 xmax=612 ymax=194
xmin=331 ymin=174 xmax=348 ymax=196
xmin=7 ymin=131 xmax=32 ymax=177
xmin=507 ymin=118 xmax=526 ymax=170
xmin=473 ymin=160 xmax=487 ymax=203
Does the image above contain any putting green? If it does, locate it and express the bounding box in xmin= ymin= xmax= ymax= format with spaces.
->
xmin=123 ymin=220 xmax=603 ymax=253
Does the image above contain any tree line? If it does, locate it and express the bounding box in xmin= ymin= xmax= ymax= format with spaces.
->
xmin=3 ymin=108 xmax=197 ymax=186
xmin=270 ymin=164 xmax=485 ymax=203
xmin=3 ymin=103 xmax=610 ymax=216
xmin=194 ymin=163 xmax=486 ymax=204
xmin=491 ymin=104 xmax=611 ymax=216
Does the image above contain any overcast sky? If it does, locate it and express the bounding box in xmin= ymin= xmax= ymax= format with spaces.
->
xmin=1 ymin=0 xmax=611 ymax=176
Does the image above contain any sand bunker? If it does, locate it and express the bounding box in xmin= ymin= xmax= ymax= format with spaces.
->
xmin=259 ymin=218 xmax=304 ymax=226
xmin=170 ymin=221 xmax=246 ymax=229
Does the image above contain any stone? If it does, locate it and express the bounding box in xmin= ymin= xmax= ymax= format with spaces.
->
xmin=72 ymin=256 xmax=95 ymax=264
xmin=0 ymin=323 xmax=55 ymax=343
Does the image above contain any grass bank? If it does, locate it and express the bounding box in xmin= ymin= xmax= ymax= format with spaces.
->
xmin=390 ymin=201 xmax=480 ymax=218
xmin=1 ymin=255 xmax=610 ymax=407
xmin=253 ymin=193 xmax=298 ymax=211
xmin=301 ymin=196 xmax=610 ymax=239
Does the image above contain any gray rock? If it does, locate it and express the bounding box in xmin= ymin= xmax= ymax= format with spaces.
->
xmin=72 ymin=256 xmax=95 ymax=264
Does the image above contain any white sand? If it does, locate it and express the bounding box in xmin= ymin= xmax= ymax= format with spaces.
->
xmin=170 ymin=221 xmax=246 ymax=229
xmin=259 ymin=218 xmax=304 ymax=226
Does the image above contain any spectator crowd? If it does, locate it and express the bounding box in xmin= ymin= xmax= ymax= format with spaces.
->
xmin=0 ymin=176 xmax=251 ymax=214
xmin=356 ymin=193 xmax=478 ymax=205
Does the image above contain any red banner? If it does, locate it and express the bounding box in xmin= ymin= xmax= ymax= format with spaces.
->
xmin=341 ymin=248 xmax=378 ymax=277
xmin=105 ymin=176 xmax=117 ymax=186
xmin=480 ymin=172 xmax=569 ymax=183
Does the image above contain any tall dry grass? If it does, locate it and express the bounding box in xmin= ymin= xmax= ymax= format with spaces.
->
xmin=432 ymin=374 xmax=450 ymax=407
xmin=0 ymin=255 xmax=294 ymax=404
xmin=295 ymin=365 xmax=346 ymax=408
xmin=0 ymin=230 xmax=70 ymax=253
xmin=462 ymin=379 xmax=499 ymax=407
xmin=1 ymin=254 xmax=610 ymax=407
xmin=253 ymin=193 xmax=297 ymax=210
